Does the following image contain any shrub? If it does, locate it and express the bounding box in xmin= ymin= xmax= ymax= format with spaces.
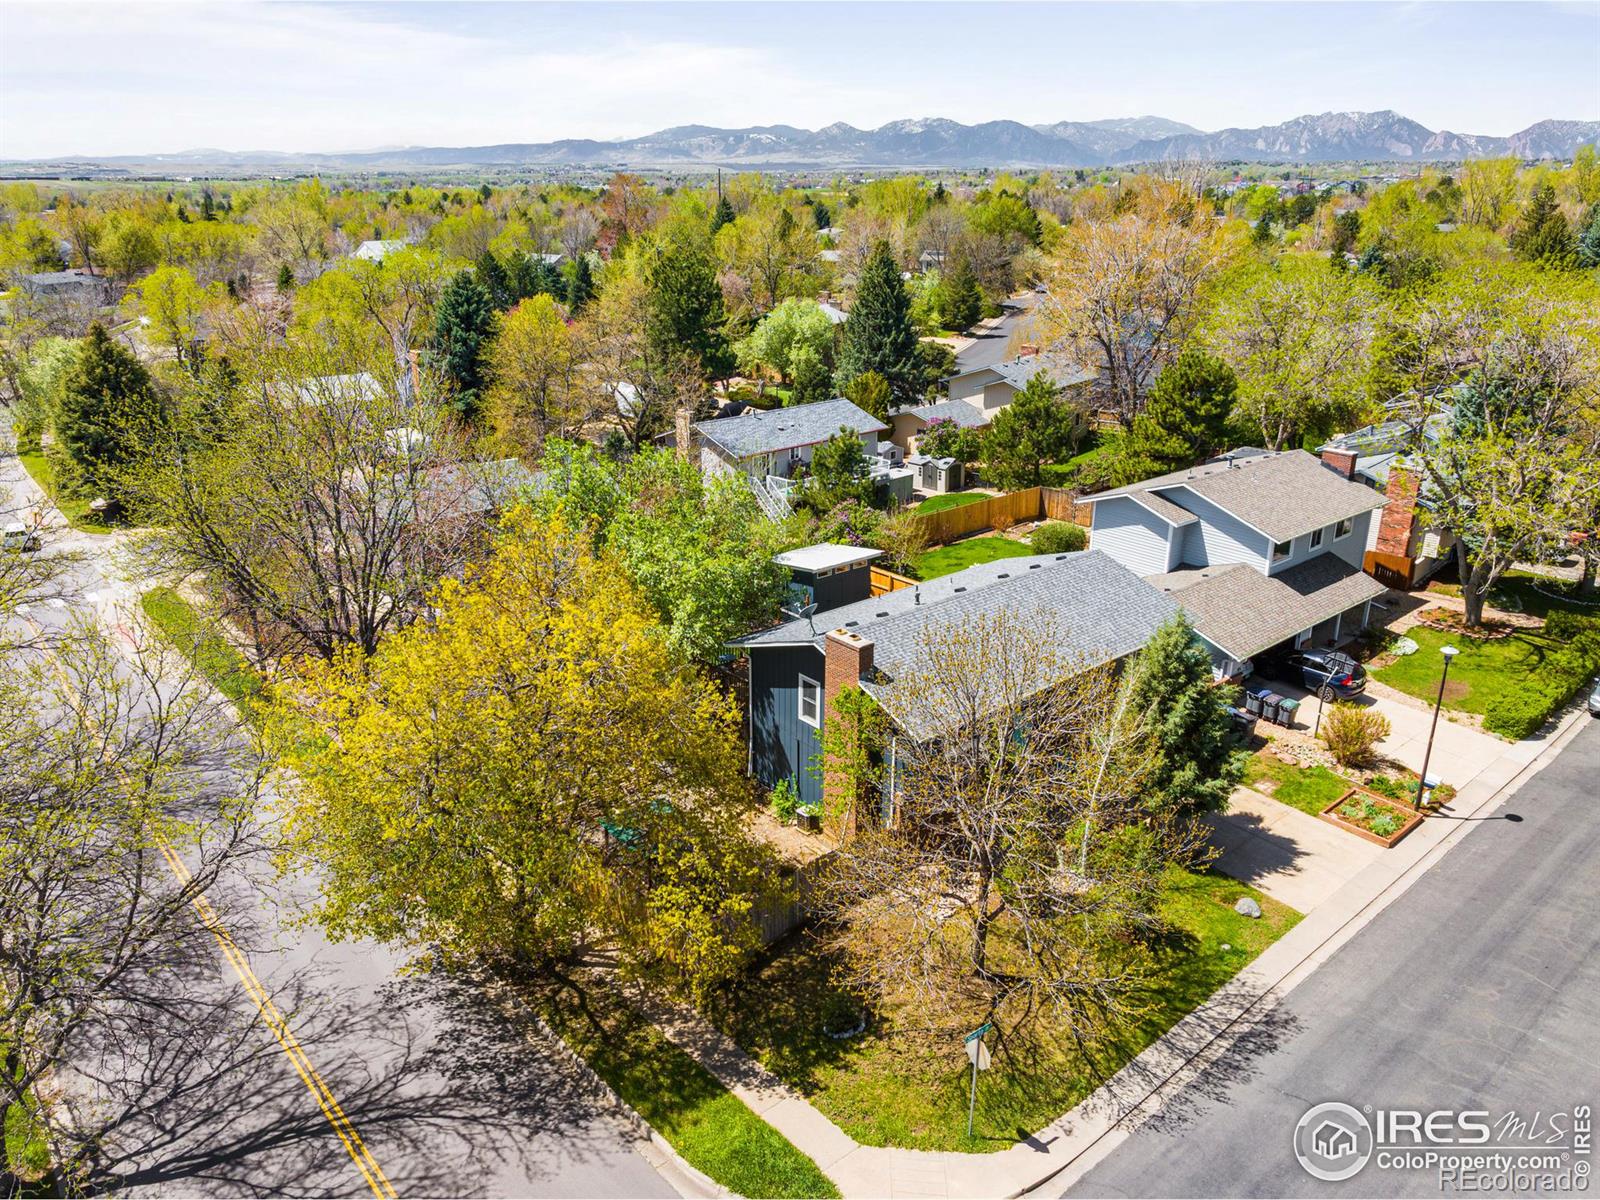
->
xmin=1320 ymin=702 xmax=1391 ymax=767
xmin=871 ymin=506 xmax=927 ymax=573
xmin=770 ymin=777 xmax=800 ymax=825
xmin=1482 ymin=616 xmax=1600 ymax=738
xmin=1031 ymin=520 xmax=1087 ymax=554
xmin=990 ymin=512 xmax=1015 ymax=536
xmin=1483 ymin=690 xmax=1555 ymax=740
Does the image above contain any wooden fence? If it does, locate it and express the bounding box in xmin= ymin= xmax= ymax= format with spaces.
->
xmin=753 ymin=852 xmax=835 ymax=944
xmin=909 ymin=487 xmax=1090 ymax=548
xmin=870 ymin=565 xmax=918 ymax=596
xmin=1364 ymin=550 xmax=1416 ymax=590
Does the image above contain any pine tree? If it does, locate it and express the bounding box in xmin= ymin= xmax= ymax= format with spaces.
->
xmin=789 ymin=345 xmax=830 ymax=407
xmin=843 ymin=370 xmax=891 ymax=424
xmin=1122 ymin=614 xmax=1244 ymax=818
xmin=645 ymin=239 xmax=734 ymax=381
xmin=836 ymin=241 xmax=921 ymax=408
xmin=1577 ymin=202 xmax=1600 ymax=269
xmin=475 ymin=250 xmax=512 ymax=310
xmin=981 ymin=374 xmax=1081 ymax=490
xmin=566 ymin=254 xmax=594 ymax=312
xmin=276 ymin=263 xmax=295 ymax=292
xmin=1329 ymin=209 xmax=1361 ymax=263
xmin=812 ymin=200 xmax=831 ymax=230
xmin=54 ymin=324 xmax=166 ymax=498
xmin=1119 ymin=351 xmax=1239 ymax=481
xmin=710 ymin=195 xmax=736 ymax=234
xmin=431 ymin=271 xmax=497 ymax=421
xmin=1510 ymin=184 xmax=1576 ymax=268
xmin=940 ymin=258 xmax=983 ymax=331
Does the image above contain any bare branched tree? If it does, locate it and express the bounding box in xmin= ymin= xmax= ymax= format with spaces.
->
xmin=818 ymin=610 xmax=1208 ymax=1052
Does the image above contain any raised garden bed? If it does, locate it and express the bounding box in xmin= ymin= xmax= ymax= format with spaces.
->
xmin=1320 ymin=787 xmax=1425 ymax=848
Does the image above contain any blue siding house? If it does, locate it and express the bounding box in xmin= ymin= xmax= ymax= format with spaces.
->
xmin=1081 ymin=449 xmax=1389 ymax=676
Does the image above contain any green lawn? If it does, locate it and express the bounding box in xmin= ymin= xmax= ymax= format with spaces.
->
xmin=532 ymin=976 xmax=839 ymax=1199
xmin=1373 ymin=624 xmax=1566 ymax=717
xmin=140 ymin=588 xmax=265 ymax=719
xmin=16 ymin=446 xmax=113 ymax=532
xmin=1426 ymin=570 xmax=1600 ymax=620
xmin=708 ymin=869 xmax=1299 ymax=1153
xmin=4 ymin=1042 xmax=51 ymax=1193
xmin=914 ymin=536 xmax=1033 ymax=580
xmin=1241 ymin=753 xmax=1354 ymax=816
xmin=913 ymin=491 xmax=988 ymax=516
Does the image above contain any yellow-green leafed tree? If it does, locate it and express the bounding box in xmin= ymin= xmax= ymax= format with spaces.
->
xmin=270 ymin=509 xmax=778 ymax=994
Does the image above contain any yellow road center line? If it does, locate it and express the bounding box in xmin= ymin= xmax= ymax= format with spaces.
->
xmin=156 ymin=840 xmax=398 ymax=1199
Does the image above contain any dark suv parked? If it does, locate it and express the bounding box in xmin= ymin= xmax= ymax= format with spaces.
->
xmin=1252 ymin=647 xmax=1367 ymax=700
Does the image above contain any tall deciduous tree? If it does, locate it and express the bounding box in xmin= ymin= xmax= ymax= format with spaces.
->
xmin=485 ymin=293 xmax=587 ymax=452
xmin=837 ymin=240 xmax=922 ymax=407
xmin=270 ymin=510 xmax=777 ymax=992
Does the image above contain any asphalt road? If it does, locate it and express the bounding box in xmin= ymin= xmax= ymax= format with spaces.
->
xmin=953 ymin=290 xmax=1041 ymax=374
xmin=1065 ymin=716 xmax=1600 ymax=1199
xmin=3 ymin=450 xmax=676 ymax=1200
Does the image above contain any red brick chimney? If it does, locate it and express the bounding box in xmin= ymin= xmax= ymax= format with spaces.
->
xmin=1374 ymin=466 xmax=1419 ymax=557
xmin=1320 ymin=448 xmax=1357 ymax=479
xmin=822 ymin=629 xmax=875 ymax=840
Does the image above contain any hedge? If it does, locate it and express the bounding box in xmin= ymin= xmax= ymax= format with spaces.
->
xmin=1031 ymin=520 xmax=1088 ymax=554
xmin=1483 ymin=612 xmax=1600 ymax=739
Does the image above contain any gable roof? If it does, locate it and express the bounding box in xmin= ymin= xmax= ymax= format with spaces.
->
xmin=946 ymin=352 xmax=1096 ymax=391
xmin=898 ymin=398 xmax=989 ymax=429
xmin=737 ymin=550 xmax=1180 ymax=741
xmin=695 ymin=398 xmax=887 ymax=461
xmin=1084 ymin=449 xmax=1386 ymax=543
xmin=1145 ymin=555 xmax=1386 ymax=662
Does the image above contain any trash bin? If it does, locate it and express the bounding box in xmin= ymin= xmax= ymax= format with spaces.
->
xmin=1277 ymin=697 xmax=1301 ymax=727
xmin=1227 ymin=706 xmax=1259 ymax=742
xmin=1261 ymin=692 xmax=1284 ymax=724
xmin=1244 ymin=688 xmax=1265 ymax=717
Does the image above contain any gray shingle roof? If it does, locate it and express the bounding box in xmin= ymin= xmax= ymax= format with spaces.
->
xmin=946 ymin=352 xmax=1096 ymax=390
xmin=1127 ymin=491 xmax=1197 ymax=527
xmin=1145 ymin=554 xmax=1387 ymax=662
xmin=1086 ymin=449 xmax=1386 ymax=543
xmin=695 ymin=398 xmax=887 ymax=461
xmin=899 ymin=398 xmax=989 ymax=429
xmin=738 ymin=550 xmax=1180 ymax=740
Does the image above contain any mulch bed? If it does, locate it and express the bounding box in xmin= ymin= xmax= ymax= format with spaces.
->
xmin=1413 ymin=606 xmax=1520 ymax=639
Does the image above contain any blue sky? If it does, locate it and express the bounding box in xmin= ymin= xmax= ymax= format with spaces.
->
xmin=2 ymin=1 xmax=1597 ymax=158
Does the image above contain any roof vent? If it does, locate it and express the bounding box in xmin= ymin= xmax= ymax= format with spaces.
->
xmin=845 ymin=620 xmax=859 ymax=627
xmin=1029 ymin=563 xmax=1041 ymax=569
xmin=997 ymin=573 xmax=1010 ymax=579
xmin=954 ymin=586 xmax=967 ymax=593
xmin=875 ymin=611 xmax=888 ymax=618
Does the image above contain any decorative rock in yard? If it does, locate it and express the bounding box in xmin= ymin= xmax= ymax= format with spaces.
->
xmin=1234 ymin=897 xmax=1263 ymax=919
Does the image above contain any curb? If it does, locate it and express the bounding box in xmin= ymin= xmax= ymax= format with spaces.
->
xmin=1014 ymin=702 xmax=1592 ymax=1198
xmin=486 ymin=978 xmax=728 ymax=1200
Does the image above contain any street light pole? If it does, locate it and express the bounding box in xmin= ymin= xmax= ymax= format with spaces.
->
xmin=1414 ymin=644 xmax=1460 ymax=810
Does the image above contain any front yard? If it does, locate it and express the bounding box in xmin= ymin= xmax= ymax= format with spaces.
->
xmin=707 ymin=869 xmax=1299 ymax=1153
xmin=1242 ymin=754 xmax=1352 ymax=816
xmin=1373 ymin=624 xmax=1553 ymax=718
xmin=16 ymin=444 xmax=113 ymax=532
xmin=914 ymin=535 xmax=1033 ymax=579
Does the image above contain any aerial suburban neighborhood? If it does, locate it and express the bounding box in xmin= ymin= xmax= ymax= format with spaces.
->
xmin=2 ymin=3 xmax=1599 ymax=1199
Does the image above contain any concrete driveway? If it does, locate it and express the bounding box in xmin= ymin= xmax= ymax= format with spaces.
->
xmin=1207 ymin=787 xmax=1382 ymax=913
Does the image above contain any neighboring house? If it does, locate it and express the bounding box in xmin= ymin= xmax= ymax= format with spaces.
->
xmin=1082 ymin=449 xmax=1389 ymax=677
xmin=817 ymin=300 xmax=848 ymax=325
xmin=694 ymin=396 xmax=889 ymax=485
xmin=917 ymin=249 xmax=947 ymax=273
xmin=734 ymin=546 xmax=1180 ymax=813
xmin=886 ymin=396 xmax=988 ymax=455
xmin=353 ymin=239 xmax=411 ymax=263
xmin=19 ymin=268 xmax=112 ymax=304
xmin=944 ymin=351 xmax=1095 ymax=417
xmin=1317 ymin=416 xmax=1456 ymax=588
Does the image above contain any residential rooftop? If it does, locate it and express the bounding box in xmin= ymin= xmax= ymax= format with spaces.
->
xmin=1084 ymin=448 xmax=1387 ymax=543
xmin=897 ymin=398 xmax=989 ymax=429
xmin=773 ymin=544 xmax=883 ymax=573
xmin=695 ymin=397 xmax=887 ymax=460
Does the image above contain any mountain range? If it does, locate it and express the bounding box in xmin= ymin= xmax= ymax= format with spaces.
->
xmin=19 ymin=111 xmax=1600 ymax=171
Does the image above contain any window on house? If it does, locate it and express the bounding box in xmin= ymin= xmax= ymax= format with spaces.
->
xmin=1310 ymin=527 xmax=1324 ymax=549
xmin=1272 ymin=540 xmax=1292 ymax=562
xmin=798 ymin=675 xmax=821 ymax=727
xmin=1335 ymin=517 xmax=1354 ymax=539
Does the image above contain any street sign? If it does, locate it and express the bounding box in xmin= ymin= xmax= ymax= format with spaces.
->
xmin=965 ymin=1039 xmax=991 ymax=1070
xmin=963 ymin=1022 xmax=993 ymax=1044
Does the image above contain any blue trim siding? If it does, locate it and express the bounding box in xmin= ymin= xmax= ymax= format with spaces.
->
xmin=748 ymin=644 xmax=827 ymax=806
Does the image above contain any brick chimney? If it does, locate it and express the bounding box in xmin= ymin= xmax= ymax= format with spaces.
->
xmin=1320 ymin=448 xmax=1357 ymax=479
xmin=822 ymin=629 xmax=875 ymax=841
xmin=675 ymin=405 xmax=695 ymax=462
xmin=1017 ymin=343 xmax=1040 ymax=359
xmin=1374 ymin=466 xmax=1419 ymax=557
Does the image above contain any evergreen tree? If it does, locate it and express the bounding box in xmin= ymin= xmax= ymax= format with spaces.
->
xmin=200 ymin=190 xmax=216 ymax=221
xmin=645 ymin=239 xmax=734 ymax=381
xmin=1122 ymin=613 xmax=1244 ymax=818
xmin=1251 ymin=214 xmax=1275 ymax=246
xmin=940 ymin=258 xmax=983 ymax=331
xmin=431 ymin=271 xmax=497 ymax=421
xmin=475 ymin=250 xmax=512 ymax=310
xmin=1329 ymin=209 xmax=1361 ymax=263
xmin=566 ymin=253 xmax=595 ymax=313
xmin=981 ymin=374 xmax=1081 ymax=490
xmin=803 ymin=429 xmax=874 ymax=511
xmin=54 ymin=324 xmax=166 ymax=498
xmin=275 ymin=263 xmax=295 ymax=292
xmin=837 ymin=241 xmax=922 ymax=407
xmin=843 ymin=370 xmax=891 ymax=424
xmin=812 ymin=200 xmax=832 ymax=230
xmin=789 ymin=345 xmax=831 ymax=406
xmin=478 ymin=182 xmax=492 ymax=203
xmin=1577 ymin=202 xmax=1600 ymax=269
xmin=1510 ymin=183 xmax=1575 ymax=268
xmin=1119 ymin=351 xmax=1239 ymax=482
xmin=710 ymin=195 xmax=736 ymax=234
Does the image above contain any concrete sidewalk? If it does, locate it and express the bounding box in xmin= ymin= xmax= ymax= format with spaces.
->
xmin=1206 ymin=787 xmax=1381 ymax=912
xmin=641 ymin=707 xmax=1590 ymax=1200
